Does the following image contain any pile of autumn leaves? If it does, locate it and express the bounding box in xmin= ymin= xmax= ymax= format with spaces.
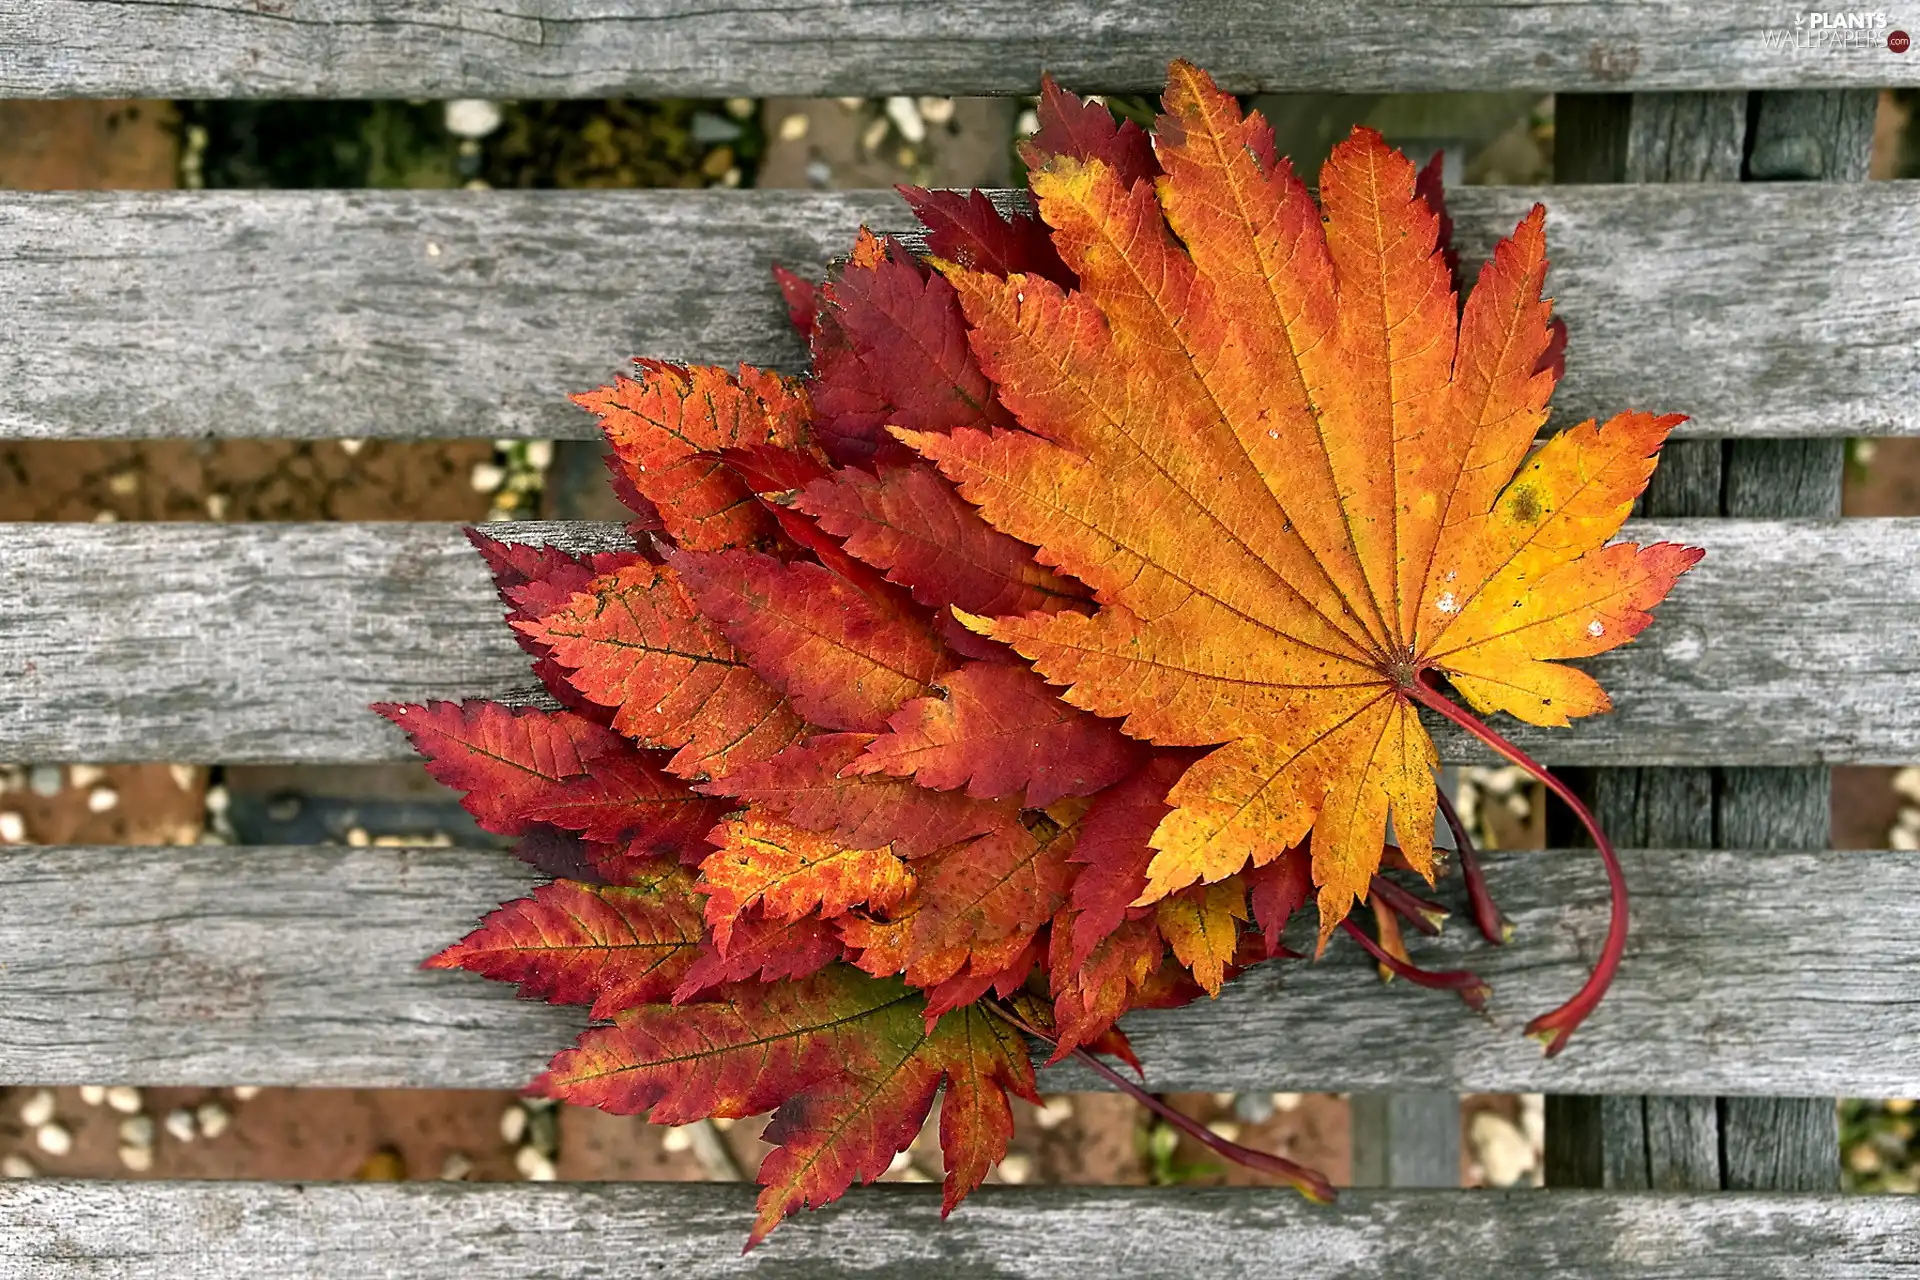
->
xmin=381 ymin=63 xmax=1697 ymax=1246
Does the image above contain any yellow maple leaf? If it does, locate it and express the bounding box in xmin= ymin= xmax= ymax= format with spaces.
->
xmin=901 ymin=62 xmax=1701 ymax=985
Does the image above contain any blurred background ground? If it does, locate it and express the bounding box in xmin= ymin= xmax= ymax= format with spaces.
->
xmin=1 ymin=85 xmax=1915 ymax=1197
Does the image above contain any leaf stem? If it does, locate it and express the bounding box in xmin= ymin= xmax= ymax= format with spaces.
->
xmin=1337 ymin=919 xmax=1490 ymax=1011
xmin=1409 ymin=673 xmax=1627 ymax=1057
xmin=987 ymin=1003 xmax=1335 ymax=1203
xmin=1368 ymin=873 xmax=1448 ymax=937
xmin=1435 ymin=782 xmax=1513 ymax=946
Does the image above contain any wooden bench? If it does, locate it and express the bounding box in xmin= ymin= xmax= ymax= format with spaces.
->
xmin=2 ymin=4 xmax=1918 ymax=1273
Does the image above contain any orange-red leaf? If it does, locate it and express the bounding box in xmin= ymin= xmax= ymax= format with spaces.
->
xmin=902 ymin=820 xmax=1074 ymax=989
xmin=697 ymin=814 xmax=914 ymax=952
xmin=1066 ymin=751 xmax=1198 ymax=965
xmin=672 ymin=912 xmax=844 ymax=1002
xmin=516 ymin=561 xmax=807 ymax=782
xmin=425 ymin=869 xmax=703 ymax=1019
xmin=374 ymin=700 xmax=718 ymax=858
xmin=850 ymin=660 xmax=1141 ymax=807
xmin=906 ymin=61 xmax=1700 ymax=940
xmin=899 ymin=185 xmax=1072 ymax=284
xmin=698 ymin=732 xmax=1014 ymax=859
xmin=573 ymin=360 xmax=809 ymax=552
xmin=671 ymin=548 xmax=947 ymax=733
xmin=794 ymin=462 xmax=1089 ymax=620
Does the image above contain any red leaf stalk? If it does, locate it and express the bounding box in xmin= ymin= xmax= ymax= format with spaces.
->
xmin=1435 ymin=781 xmax=1513 ymax=946
xmin=988 ymin=1003 xmax=1335 ymax=1203
xmin=1368 ymin=873 xmax=1448 ymax=937
xmin=1410 ymin=673 xmax=1627 ymax=1057
xmin=1337 ymin=919 xmax=1491 ymax=1011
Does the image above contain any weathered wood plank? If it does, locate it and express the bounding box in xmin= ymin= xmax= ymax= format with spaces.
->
xmin=1 ymin=842 xmax=1917 ymax=1095
xmin=0 ymin=518 xmax=1912 ymax=765
xmin=3 ymin=1181 xmax=1918 ymax=1280
xmin=6 ymin=1 xmax=1918 ymax=99
xmin=2 ymin=183 xmax=1916 ymax=440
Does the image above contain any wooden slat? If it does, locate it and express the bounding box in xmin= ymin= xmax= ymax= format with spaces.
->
xmin=0 ymin=518 xmax=1912 ymax=765
xmin=2 ymin=183 xmax=1916 ymax=441
xmin=3 ymin=841 xmax=1917 ymax=1096
xmin=5 ymin=1183 xmax=1920 ymax=1280
xmin=7 ymin=0 xmax=1920 ymax=98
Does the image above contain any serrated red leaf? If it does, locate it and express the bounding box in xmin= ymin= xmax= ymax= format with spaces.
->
xmin=807 ymin=230 xmax=1016 ymax=467
xmin=1047 ymin=915 xmax=1162 ymax=1061
xmin=772 ymin=262 xmax=818 ymax=339
xmin=933 ymin=1005 xmax=1038 ymax=1215
xmin=518 ymin=743 xmax=731 ymax=861
xmin=672 ymin=911 xmax=844 ymax=1003
xmin=424 ymin=869 xmax=703 ymax=1019
xmin=697 ymin=814 xmax=915 ymax=952
xmin=898 ymin=185 xmax=1073 ymax=285
xmin=902 ymin=820 xmax=1073 ymax=989
xmin=1022 ymin=75 xmax=1157 ymax=186
xmin=371 ymin=700 xmax=624 ymax=837
xmin=517 ymin=561 xmax=807 ymax=782
xmin=537 ymin=966 xmax=914 ymax=1123
xmin=701 ymin=732 xmax=1013 ymax=858
xmin=572 ymin=361 xmax=809 ymax=552
xmin=1245 ymin=844 xmax=1314 ymax=956
xmin=850 ymin=660 xmax=1141 ymax=807
xmin=920 ymin=932 xmax=1044 ymax=1023
xmin=670 ymin=548 xmax=947 ymax=733
xmin=1066 ymin=750 xmax=1198 ymax=966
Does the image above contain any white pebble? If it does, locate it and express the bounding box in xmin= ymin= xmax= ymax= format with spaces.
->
xmin=524 ymin=439 xmax=553 ymax=471
xmin=163 ymin=1107 xmax=196 ymax=1142
xmin=499 ymin=1104 xmax=528 ymax=1145
xmin=1206 ymin=1119 xmax=1242 ymax=1142
xmin=1894 ymin=766 xmax=1920 ymax=804
xmin=232 ymin=1086 xmax=261 ymax=1101
xmin=1016 ymin=109 xmax=1040 ymax=138
xmin=205 ymin=493 xmax=229 ymax=520
xmin=118 ymin=1144 xmax=154 ymax=1172
xmin=0 ymin=812 xmax=24 ymax=843
xmin=1469 ymin=1111 xmax=1535 ymax=1187
xmin=469 ymin=462 xmax=505 ymax=494
xmin=1271 ymin=1092 xmax=1303 ymax=1112
xmin=79 ymin=1085 xmax=107 ymax=1107
xmin=1891 ymin=826 xmax=1918 ymax=851
xmin=917 ymin=96 xmax=955 ymax=125
xmin=514 ymin=1145 xmax=557 ymax=1181
xmin=28 ymin=766 xmax=63 ymax=797
xmin=19 ymin=1089 xmax=55 ymax=1128
xmin=996 ymin=1152 xmax=1033 ymax=1184
xmin=92 ymin=510 xmax=118 ymax=523
xmin=884 ymin=96 xmax=926 ymax=144
xmin=2 ymin=1155 xmax=36 ymax=1178
xmin=860 ymin=116 xmax=889 ymax=155
xmin=444 ymin=98 xmax=503 ymax=139
xmin=34 ymin=1123 xmax=72 ymax=1156
xmin=68 ymin=764 xmax=105 ymax=789
xmin=724 ymin=97 xmax=755 ymax=119
xmin=119 ymin=1114 xmax=155 ymax=1148
xmin=204 ymin=785 xmax=230 ymax=816
xmin=340 ymin=437 xmax=366 ymax=456
xmin=439 ymin=1151 xmax=474 ymax=1181
xmin=346 ymin=827 xmax=370 ymax=847
xmin=168 ymin=765 xmax=197 ymax=792
xmin=1032 ymin=1097 xmax=1075 ymax=1131
xmin=660 ymin=1124 xmax=692 ymax=1153
xmin=777 ymin=112 xmax=809 ymax=142
xmin=196 ymin=1101 xmax=230 ymax=1139
xmin=87 ymin=786 xmax=119 ymax=814
xmin=106 ymin=1085 xmax=142 ymax=1114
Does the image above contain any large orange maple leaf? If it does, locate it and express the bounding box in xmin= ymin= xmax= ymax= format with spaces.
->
xmin=904 ymin=64 xmax=1701 ymax=966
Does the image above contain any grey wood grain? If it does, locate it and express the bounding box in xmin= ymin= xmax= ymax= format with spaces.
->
xmin=0 ymin=518 xmax=1913 ymax=765
xmin=6 ymin=1184 xmax=1920 ymax=1280
xmin=2 ymin=183 xmax=1917 ymax=441
xmin=2 ymin=841 xmax=1918 ymax=1095
xmin=6 ymin=1 xmax=1918 ymax=99
xmin=2 ymin=1182 xmax=1917 ymax=1280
